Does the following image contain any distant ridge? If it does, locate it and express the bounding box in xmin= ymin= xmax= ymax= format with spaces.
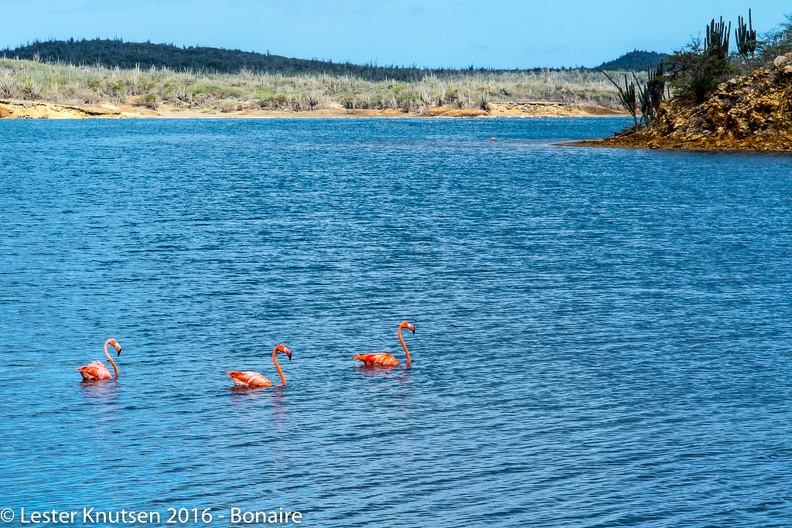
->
xmin=3 ymin=38 xmax=565 ymax=81
xmin=596 ymin=50 xmax=667 ymax=71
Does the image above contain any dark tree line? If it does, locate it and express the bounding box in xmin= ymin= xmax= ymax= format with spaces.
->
xmin=4 ymin=38 xmax=581 ymax=81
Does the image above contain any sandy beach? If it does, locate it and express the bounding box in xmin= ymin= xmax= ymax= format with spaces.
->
xmin=0 ymin=99 xmax=626 ymax=119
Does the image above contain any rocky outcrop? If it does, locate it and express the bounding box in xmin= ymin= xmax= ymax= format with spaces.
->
xmin=488 ymin=101 xmax=624 ymax=117
xmin=0 ymin=100 xmax=122 ymax=119
xmin=582 ymin=53 xmax=792 ymax=151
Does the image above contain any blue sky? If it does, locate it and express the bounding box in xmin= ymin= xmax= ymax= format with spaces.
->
xmin=1 ymin=0 xmax=789 ymax=68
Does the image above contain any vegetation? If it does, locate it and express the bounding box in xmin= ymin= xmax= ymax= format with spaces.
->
xmin=590 ymin=9 xmax=792 ymax=151
xmin=0 ymin=57 xmax=633 ymax=113
xmin=757 ymin=14 xmax=792 ymax=60
xmin=602 ymin=9 xmax=792 ymax=121
xmin=598 ymin=70 xmax=638 ymax=128
xmin=3 ymin=39 xmax=438 ymax=81
xmin=598 ymin=11 xmax=773 ymax=127
xmin=663 ymin=10 xmax=792 ymax=105
xmin=3 ymin=38 xmax=634 ymax=83
xmin=0 ymin=38 xmax=669 ymax=114
xmin=595 ymin=50 xmax=666 ymax=71
xmin=635 ymin=64 xmax=665 ymax=125
xmin=735 ymin=9 xmax=758 ymax=59
xmin=599 ymin=63 xmax=664 ymax=129
xmin=665 ymin=16 xmax=737 ymax=103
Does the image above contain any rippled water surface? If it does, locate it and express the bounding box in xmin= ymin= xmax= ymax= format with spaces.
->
xmin=1 ymin=118 xmax=792 ymax=527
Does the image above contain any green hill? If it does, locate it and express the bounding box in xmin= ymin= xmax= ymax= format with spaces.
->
xmin=3 ymin=38 xmax=539 ymax=81
xmin=3 ymin=38 xmax=665 ymax=82
xmin=596 ymin=50 xmax=667 ymax=71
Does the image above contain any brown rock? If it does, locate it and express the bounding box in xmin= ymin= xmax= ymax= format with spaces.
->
xmin=579 ymin=66 xmax=792 ymax=151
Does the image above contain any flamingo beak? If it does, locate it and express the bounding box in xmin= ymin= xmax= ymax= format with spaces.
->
xmin=411 ymin=326 xmax=415 ymax=334
xmin=288 ymin=352 xmax=292 ymax=361
xmin=116 ymin=345 xmax=122 ymax=356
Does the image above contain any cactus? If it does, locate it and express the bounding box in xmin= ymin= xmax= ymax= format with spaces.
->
xmin=736 ymin=9 xmax=757 ymax=59
xmin=705 ymin=17 xmax=731 ymax=60
xmin=634 ymin=77 xmax=651 ymax=125
xmin=649 ymin=63 xmax=665 ymax=112
xmin=632 ymin=63 xmax=665 ymax=125
xmin=598 ymin=69 xmax=638 ymax=129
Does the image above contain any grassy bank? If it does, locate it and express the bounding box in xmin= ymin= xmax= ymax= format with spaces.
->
xmin=0 ymin=58 xmax=637 ymax=114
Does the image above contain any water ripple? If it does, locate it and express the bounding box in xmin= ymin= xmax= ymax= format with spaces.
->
xmin=1 ymin=118 xmax=791 ymax=526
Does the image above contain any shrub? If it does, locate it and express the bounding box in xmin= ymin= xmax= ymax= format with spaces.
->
xmin=666 ymin=30 xmax=736 ymax=103
xmin=758 ymin=14 xmax=792 ymax=63
xmin=135 ymin=93 xmax=157 ymax=109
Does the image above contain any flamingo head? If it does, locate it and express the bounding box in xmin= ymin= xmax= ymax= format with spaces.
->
xmin=275 ymin=344 xmax=292 ymax=361
xmin=108 ymin=338 xmax=122 ymax=355
xmin=400 ymin=321 xmax=415 ymax=334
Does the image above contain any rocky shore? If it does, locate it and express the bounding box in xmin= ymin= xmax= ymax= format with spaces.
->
xmin=577 ymin=54 xmax=792 ymax=152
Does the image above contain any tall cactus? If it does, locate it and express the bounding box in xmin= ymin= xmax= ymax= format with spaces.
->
xmin=705 ymin=17 xmax=731 ymax=60
xmin=648 ymin=63 xmax=665 ymax=113
xmin=633 ymin=63 xmax=665 ymax=125
xmin=735 ymin=9 xmax=757 ymax=59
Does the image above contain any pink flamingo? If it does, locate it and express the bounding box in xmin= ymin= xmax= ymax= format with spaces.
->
xmin=227 ymin=344 xmax=292 ymax=388
xmin=78 ymin=338 xmax=123 ymax=381
xmin=353 ymin=321 xmax=415 ymax=366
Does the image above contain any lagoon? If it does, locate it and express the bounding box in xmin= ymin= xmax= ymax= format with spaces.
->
xmin=1 ymin=117 xmax=791 ymax=527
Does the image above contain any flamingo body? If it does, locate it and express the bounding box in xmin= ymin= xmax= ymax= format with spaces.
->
xmin=226 ymin=371 xmax=273 ymax=388
xmin=227 ymin=344 xmax=292 ymax=388
xmin=352 ymin=353 xmax=399 ymax=366
xmin=353 ymin=321 xmax=415 ymax=367
xmin=78 ymin=361 xmax=113 ymax=381
xmin=78 ymin=338 xmax=122 ymax=381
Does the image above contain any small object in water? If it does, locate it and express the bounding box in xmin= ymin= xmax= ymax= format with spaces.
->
xmin=489 ymin=137 xmax=496 ymax=141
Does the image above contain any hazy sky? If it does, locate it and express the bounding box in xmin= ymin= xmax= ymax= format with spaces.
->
xmin=1 ymin=1 xmax=789 ymax=68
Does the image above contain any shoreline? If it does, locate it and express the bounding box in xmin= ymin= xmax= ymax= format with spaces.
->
xmin=566 ymin=64 xmax=792 ymax=154
xmin=0 ymin=99 xmax=627 ymax=120
xmin=562 ymin=138 xmax=792 ymax=153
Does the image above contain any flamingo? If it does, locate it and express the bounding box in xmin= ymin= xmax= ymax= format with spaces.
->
xmin=78 ymin=338 xmax=123 ymax=381
xmin=353 ymin=321 xmax=415 ymax=367
xmin=227 ymin=344 xmax=292 ymax=388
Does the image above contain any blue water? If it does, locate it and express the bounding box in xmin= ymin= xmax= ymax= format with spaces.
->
xmin=1 ymin=117 xmax=791 ymax=527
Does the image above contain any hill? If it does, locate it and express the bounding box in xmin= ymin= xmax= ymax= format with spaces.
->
xmin=595 ymin=50 xmax=666 ymax=71
xmin=4 ymin=39 xmax=651 ymax=82
xmin=4 ymin=38 xmax=546 ymax=82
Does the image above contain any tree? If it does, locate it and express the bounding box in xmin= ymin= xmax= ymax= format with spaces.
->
xmin=665 ymin=16 xmax=737 ymax=103
xmin=758 ymin=14 xmax=792 ymax=62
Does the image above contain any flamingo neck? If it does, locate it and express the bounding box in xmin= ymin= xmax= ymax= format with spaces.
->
xmin=104 ymin=340 xmax=119 ymax=378
xmin=272 ymin=348 xmax=287 ymax=386
xmin=398 ymin=328 xmax=411 ymax=366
